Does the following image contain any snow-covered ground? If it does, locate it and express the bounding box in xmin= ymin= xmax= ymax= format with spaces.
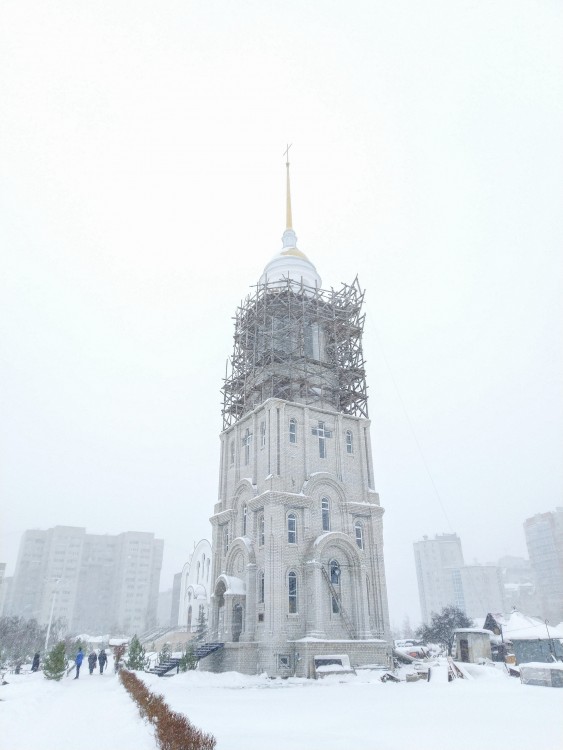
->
xmin=1 ymin=662 xmax=562 ymax=750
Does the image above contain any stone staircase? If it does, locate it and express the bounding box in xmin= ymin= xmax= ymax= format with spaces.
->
xmin=145 ymin=643 xmax=224 ymax=677
xmin=146 ymin=656 xmax=181 ymax=677
xmin=194 ymin=642 xmax=224 ymax=660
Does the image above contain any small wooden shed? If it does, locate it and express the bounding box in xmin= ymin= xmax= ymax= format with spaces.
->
xmin=454 ymin=628 xmax=492 ymax=663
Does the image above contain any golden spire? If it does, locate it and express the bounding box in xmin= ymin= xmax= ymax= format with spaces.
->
xmin=284 ymin=143 xmax=293 ymax=230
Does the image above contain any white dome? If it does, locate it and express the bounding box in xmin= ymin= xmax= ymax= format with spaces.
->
xmin=259 ymin=238 xmax=322 ymax=289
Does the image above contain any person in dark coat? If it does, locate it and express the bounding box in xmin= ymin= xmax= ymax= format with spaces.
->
xmin=73 ymin=647 xmax=84 ymax=679
xmin=98 ymin=649 xmax=107 ymax=674
xmin=87 ymin=651 xmax=97 ymax=675
xmin=31 ymin=653 xmax=40 ymax=672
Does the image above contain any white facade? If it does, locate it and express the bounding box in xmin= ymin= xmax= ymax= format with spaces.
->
xmin=177 ymin=539 xmax=212 ymax=632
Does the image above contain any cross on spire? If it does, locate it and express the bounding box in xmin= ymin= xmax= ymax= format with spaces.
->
xmin=283 ymin=143 xmax=292 ymax=164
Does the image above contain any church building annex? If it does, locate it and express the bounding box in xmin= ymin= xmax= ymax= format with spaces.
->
xmin=204 ymin=153 xmax=391 ymax=677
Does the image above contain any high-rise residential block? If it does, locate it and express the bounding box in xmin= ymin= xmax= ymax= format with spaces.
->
xmin=7 ymin=526 xmax=163 ymax=635
xmin=414 ymin=533 xmax=465 ymax=623
xmin=524 ymin=508 xmax=563 ymax=624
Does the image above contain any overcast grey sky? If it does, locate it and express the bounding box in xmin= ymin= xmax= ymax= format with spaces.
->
xmin=1 ymin=0 xmax=562 ymax=626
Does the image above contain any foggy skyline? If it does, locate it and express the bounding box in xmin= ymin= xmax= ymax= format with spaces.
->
xmin=1 ymin=0 xmax=562 ymax=625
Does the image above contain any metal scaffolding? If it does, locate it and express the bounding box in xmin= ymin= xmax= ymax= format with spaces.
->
xmin=221 ymin=276 xmax=368 ymax=429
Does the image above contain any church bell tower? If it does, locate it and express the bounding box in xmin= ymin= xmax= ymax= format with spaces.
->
xmin=205 ymin=153 xmax=391 ymax=677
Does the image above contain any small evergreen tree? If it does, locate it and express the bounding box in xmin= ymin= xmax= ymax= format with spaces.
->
xmin=195 ymin=607 xmax=208 ymax=643
xmin=43 ymin=642 xmax=67 ymax=681
xmin=158 ymin=642 xmax=171 ymax=664
xmin=416 ymin=606 xmax=474 ymax=655
xmin=178 ymin=643 xmax=198 ymax=672
xmin=125 ymin=635 xmax=147 ymax=671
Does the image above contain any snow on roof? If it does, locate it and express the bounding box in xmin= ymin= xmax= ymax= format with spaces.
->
xmin=490 ymin=611 xmax=563 ymax=640
xmin=455 ymin=628 xmax=491 ymax=634
xmin=313 ymin=532 xmax=333 ymax=546
xmin=520 ymin=661 xmax=563 ymax=671
xmin=75 ymin=634 xmax=110 ymax=643
xmin=222 ymin=575 xmax=246 ymax=595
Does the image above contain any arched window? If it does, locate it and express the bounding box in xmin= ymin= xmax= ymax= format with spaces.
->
xmin=258 ymin=571 xmax=265 ymax=603
xmin=330 ymin=559 xmax=341 ymax=614
xmin=242 ymin=504 xmax=247 ymax=535
xmin=287 ymin=513 xmax=297 ymax=544
xmin=355 ymin=521 xmax=364 ymax=549
xmin=288 ymin=571 xmax=297 ymax=613
xmin=289 ymin=418 xmax=297 ymax=444
xmin=258 ymin=514 xmax=265 ymax=546
xmin=346 ymin=430 xmax=353 ymax=454
xmin=187 ymin=606 xmax=192 ymax=628
xmin=321 ymin=497 xmax=330 ymax=531
xmin=330 ymin=559 xmax=341 ymax=584
xmin=196 ymin=561 xmax=201 ymax=582
xmin=260 ymin=420 xmax=266 ymax=448
xmin=230 ymin=440 xmax=235 ymax=466
xmin=206 ymin=558 xmax=210 ymax=578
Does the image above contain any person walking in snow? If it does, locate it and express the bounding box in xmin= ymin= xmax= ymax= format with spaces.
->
xmin=98 ymin=648 xmax=107 ymax=674
xmin=31 ymin=653 xmax=40 ymax=672
xmin=87 ymin=651 xmax=97 ymax=675
xmin=73 ymin=647 xmax=84 ymax=679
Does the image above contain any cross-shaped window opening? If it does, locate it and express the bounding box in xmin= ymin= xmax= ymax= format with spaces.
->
xmin=312 ymin=421 xmax=332 ymax=459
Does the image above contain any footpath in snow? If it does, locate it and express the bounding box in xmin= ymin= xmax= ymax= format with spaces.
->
xmin=2 ymin=662 xmax=563 ymax=750
xmin=0 ymin=670 xmax=155 ymax=750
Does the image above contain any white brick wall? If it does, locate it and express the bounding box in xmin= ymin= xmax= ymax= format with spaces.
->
xmin=206 ymin=397 xmax=391 ymax=676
